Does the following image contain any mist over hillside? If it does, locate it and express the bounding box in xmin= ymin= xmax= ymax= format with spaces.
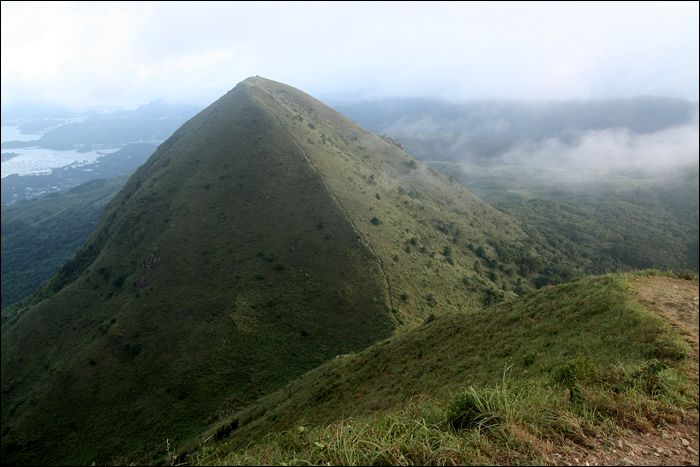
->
xmin=339 ymin=96 xmax=698 ymax=274
xmin=333 ymin=96 xmax=698 ymax=143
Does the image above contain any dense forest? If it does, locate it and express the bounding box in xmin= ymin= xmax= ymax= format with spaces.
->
xmin=1 ymin=176 xmax=128 ymax=308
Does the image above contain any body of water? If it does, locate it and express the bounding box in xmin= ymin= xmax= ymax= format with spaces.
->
xmin=1 ymin=146 xmax=117 ymax=178
xmin=1 ymin=125 xmax=43 ymax=142
xmin=1 ymin=125 xmax=119 ymax=178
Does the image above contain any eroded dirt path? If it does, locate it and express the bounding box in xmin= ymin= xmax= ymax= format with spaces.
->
xmin=631 ymin=277 xmax=699 ymax=348
xmin=552 ymin=277 xmax=699 ymax=466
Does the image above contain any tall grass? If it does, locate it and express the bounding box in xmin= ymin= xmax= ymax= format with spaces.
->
xmin=176 ymin=271 xmax=700 ymax=465
xmin=195 ymin=354 xmax=695 ymax=466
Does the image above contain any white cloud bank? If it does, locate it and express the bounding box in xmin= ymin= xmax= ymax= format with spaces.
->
xmin=2 ymin=1 xmax=698 ymax=109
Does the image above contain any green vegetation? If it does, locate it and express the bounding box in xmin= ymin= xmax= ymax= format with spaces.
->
xmin=1 ymin=78 xmax=697 ymax=465
xmin=1 ymin=175 xmax=129 ymax=308
xmin=176 ymin=271 xmax=697 ymax=466
xmin=422 ymin=160 xmax=698 ymax=275
xmin=3 ymin=77 xmax=567 ymax=465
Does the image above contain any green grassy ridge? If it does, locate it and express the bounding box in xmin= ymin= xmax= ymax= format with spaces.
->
xmin=1 ymin=78 xmax=569 ymax=465
xmin=185 ymin=271 xmax=696 ymax=465
xmin=1 ymin=174 xmax=130 ymax=309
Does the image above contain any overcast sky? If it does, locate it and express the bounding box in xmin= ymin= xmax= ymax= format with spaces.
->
xmin=2 ymin=1 xmax=698 ymax=110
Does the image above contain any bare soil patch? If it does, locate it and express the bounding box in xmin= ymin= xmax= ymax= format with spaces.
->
xmin=546 ymin=277 xmax=699 ymax=466
xmin=631 ymin=277 xmax=699 ymax=348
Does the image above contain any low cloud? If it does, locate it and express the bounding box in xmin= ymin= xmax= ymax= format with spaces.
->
xmin=499 ymin=113 xmax=699 ymax=178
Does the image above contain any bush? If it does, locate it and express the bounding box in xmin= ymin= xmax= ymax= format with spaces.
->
xmin=446 ymin=386 xmax=503 ymax=431
xmin=553 ymin=355 xmax=597 ymax=403
xmin=124 ymin=343 xmax=141 ymax=356
xmin=371 ymin=217 xmax=381 ymax=226
xmin=113 ymin=276 xmax=126 ymax=288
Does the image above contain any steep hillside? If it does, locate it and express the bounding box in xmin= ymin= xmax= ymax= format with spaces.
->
xmin=1 ymin=77 xmax=568 ymax=465
xmin=182 ymin=272 xmax=698 ymax=466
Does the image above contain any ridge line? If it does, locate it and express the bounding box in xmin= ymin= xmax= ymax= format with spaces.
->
xmin=270 ymin=111 xmax=396 ymax=314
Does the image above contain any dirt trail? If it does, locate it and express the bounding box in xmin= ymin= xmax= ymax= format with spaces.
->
xmin=553 ymin=277 xmax=699 ymax=466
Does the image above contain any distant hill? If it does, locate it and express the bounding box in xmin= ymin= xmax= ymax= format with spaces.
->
xmin=1 ymin=77 xmax=573 ymax=465
xmin=334 ymin=96 xmax=698 ymax=142
xmin=1 ymin=99 xmax=73 ymax=123
xmin=1 ymin=99 xmax=201 ymax=151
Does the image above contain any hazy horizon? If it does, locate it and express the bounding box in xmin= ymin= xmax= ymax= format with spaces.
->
xmin=2 ymin=2 xmax=698 ymax=110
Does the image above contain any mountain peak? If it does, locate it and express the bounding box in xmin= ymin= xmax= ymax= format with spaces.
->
xmin=2 ymin=77 xmax=543 ymax=465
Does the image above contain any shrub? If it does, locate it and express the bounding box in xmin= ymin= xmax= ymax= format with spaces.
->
xmin=370 ymin=217 xmax=381 ymax=226
xmin=446 ymin=386 xmax=503 ymax=431
xmin=124 ymin=343 xmax=141 ymax=356
xmin=553 ymin=355 xmax=597 ymax=403
xmin=427 ymin=293 xmax=437 ymax=307
xmin=113 ymin=276 xmax=126 ymax=288
xmin=523 ymin=352 xmax=537 ymax=366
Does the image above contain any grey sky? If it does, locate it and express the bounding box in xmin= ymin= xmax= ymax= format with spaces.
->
xmin=2 ymin=1 xmax=698 ymax=109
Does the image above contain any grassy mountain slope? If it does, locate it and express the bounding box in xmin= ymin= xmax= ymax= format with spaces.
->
xmin=1 ymin=175 xmax=130 ymax=309
xmin=181 ymin=271 xmax=697 ymax=466
xmin=1 ymin=77 xmax=569 ymax=465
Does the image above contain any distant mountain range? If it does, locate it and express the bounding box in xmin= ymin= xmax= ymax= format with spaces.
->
xmin=2 ymin=98 xmax=202 ymax=151
xmin=333 ymin=96 xmax=698 ymax=142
